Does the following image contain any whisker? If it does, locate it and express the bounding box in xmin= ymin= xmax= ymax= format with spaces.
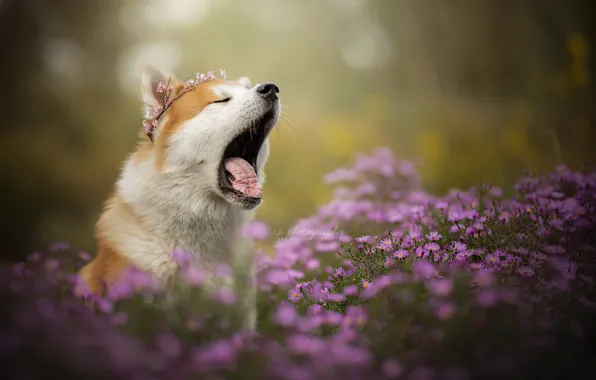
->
xmin=281 ymin=114 xmax=297 ymax=131
xmin=279 ymin=117 xmax=296 ymax=143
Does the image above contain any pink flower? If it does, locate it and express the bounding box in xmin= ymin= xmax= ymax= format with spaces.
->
xmin=156 ymin=333 xmax=182 ymax=359
xmin=275 ymin=303 xmax=298 ymax=327
xmin=181 ymin=267 xmax=205 ymax=285
xmin=305 ymin=258 xmax=320 ymax=270
xmin=384 ymin=256 xmax=395 ymax=267
xmin=377 ymin=237 xmax=393 ymax=251
xmin=288 ymin=287 xmax=303 ymax=302
xmin=243 ymin=220 xmax=270 ymax=240
xmin=424 ymin=242 xmax=440 ymax=253
xmin=172 ymin=249 xmax=192 ymax=267
xmin=428 ymin=279 xmax=453 ymax=297
xmin=343 ymin=285 xmax=359 ymax=296
xmin=517 ymin=266 xmax=535 ymax=277
xmin=382 ymin=359 xmax=404 ymax=377
xmin=212 ymin=289 xmax=236 ymax=305
xmin=393 ymin=249 xmax=409 ymax=259
xmin=426 ymin=231 xmax=442 ymax=241
xmin=434 ymin=302 xmax=456 ymax=320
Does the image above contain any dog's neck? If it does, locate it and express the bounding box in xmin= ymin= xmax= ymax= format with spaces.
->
xmin=117 ymin=149 xmax=254 ymax=269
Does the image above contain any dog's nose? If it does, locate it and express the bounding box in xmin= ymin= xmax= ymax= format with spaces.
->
xmin=256 ymin=83 xmax=279 ymax=99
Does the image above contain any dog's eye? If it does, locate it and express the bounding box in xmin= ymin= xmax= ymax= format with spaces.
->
xmin=213 ymin=98 xmax=231 ymax=104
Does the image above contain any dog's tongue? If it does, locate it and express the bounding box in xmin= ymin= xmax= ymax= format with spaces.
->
xmin=224 ymin=157 xmax=262 ymax=198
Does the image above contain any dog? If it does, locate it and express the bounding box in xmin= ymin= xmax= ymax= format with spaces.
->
xmin=77 ymin=62 xmax=280 ymax=330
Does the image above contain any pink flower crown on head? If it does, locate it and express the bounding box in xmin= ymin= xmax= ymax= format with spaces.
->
xmin=143 ymin=69 xmax=228 ymax=141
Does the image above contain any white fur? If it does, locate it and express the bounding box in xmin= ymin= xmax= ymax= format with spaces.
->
xmin=111 ymin=63 xmax=280 ymax=329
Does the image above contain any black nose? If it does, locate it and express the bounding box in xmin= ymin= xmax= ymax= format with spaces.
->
xmin=256 ymin=83 xmax=279 ymax=99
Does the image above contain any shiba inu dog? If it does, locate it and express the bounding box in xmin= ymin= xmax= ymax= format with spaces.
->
xmin=77 ymin=62 xmax=280 ymax=329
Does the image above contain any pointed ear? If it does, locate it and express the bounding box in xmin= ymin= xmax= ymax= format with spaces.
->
xmin=236 ymin=77 xmax=252 ymax=89
xmin=140 ymin=62 xmax=180 ymax=109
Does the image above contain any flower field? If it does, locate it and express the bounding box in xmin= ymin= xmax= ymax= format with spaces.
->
xmin=3 ymin=147 xmax=596 ymax=380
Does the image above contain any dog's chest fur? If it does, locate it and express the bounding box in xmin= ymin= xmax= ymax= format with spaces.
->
xmin=114 ymin=153 xmax=255 ymax=286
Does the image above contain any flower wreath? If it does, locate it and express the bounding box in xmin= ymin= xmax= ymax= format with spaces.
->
xmin=142 ymin=69 xmax=228 ymax=141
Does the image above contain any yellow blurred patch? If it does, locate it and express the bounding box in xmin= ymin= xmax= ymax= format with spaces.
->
xmin=504 ymin=120 xmax=528 ymax=158
xmin=418 ymin=130 xmax=445 ymax=163
xmin=321 ymin=117 xmax=358 ymax=158
xmin=567 ymin=34 xmax=589 ymax=59
xmin=313 ymin=182 xmax=332 ymax=204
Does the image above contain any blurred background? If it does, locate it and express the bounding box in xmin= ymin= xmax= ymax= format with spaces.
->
xmin=0 ymin=0 xmax=594 ymax=261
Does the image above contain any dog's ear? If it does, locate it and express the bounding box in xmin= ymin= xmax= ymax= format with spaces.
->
xmin=236 ymin=77 xmax=252 ymax=89
xmin=140 ymin=61 xmax=180 ymax=110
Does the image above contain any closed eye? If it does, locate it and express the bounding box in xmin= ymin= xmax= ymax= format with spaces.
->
xmin=213 ymin=98 xmax=231 ymax=104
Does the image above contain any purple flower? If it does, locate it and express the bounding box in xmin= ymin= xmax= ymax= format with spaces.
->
xmin=426 ymin=231 xmax=442 ymax=241
xmin=473 ymin=270 xmax=494 ymax=287
xmin=415 ymin=246 xmax=426 ymax=258
xmin=377 ymin=237 xmax=393 ymax=251
xmin=543 ymin=244 xmax=565 ymax=255
xmin=424 ymin=242 xmax=440 ymax=253
xmin=305 ymin=258 xmax=320 ymax=270
xmin=308 ymin=304 xmax=323 ymax=316
xmin=327 ymin=293 xmax=345 ymax=302
xmin=384 ymin=256 xmax=395 ymax=267
xmin=343 ymin=285 xmax=359 ymax=296
xmin=484 ymin=254 xmax=500 ymax=265
xmin=275 ymin=302 xmax=298 ymax=326
xmin=156 ymin=333 xmax=183 ymax=359
xmin=434 ymin=302 xmax=456 ymax=320
xmin=315 ymin=241 xmax=340 ymax=252
xmin=329 ymin=342 xmax=372 ymax=367
xmin=77 ymin=251 xmax=92 ymax=262
xmin=428 ymin=279 xmax=454 ymax=296
xmin=181 ymin=267 xmax=205 ymax=285
xmin=95 ymin=297 xmax=114 ymax=314
xmin=333 ymin=267 xmax=345 ymax=277
xmin=517 ymin=266 xmax=535 ymax=277
xmin=325 ymin=311 xmax=344 ymax=325
xmin=382 ymin=359 xmax=404 ymax=377
xmin=393 ymin=249 xmax=409 ymax=259
xmin=476 ymin=290 xmax=499 ymax=308
xmin=106 ymin=280 xmax=134 ymax=301
xmin=43 ymin=259 xmax=60 ymax=272
xmin=345 ymin=306 xmax=367 ymax=325
xmin=12 ymin=262 xmax=26 ymax=276
xmin=193 ymin=340 xmax=236 ymax=366
xmin=287 ymin=334 xmax=326 ymax=355
xmin=288 ymin=287 xmax=303 ymax=302
xmin=212 ymin=289 xmax=236 ymax=305
xmin=448 ymin=212 xmax=463 ymax=222
xmin=49 ymin=242 xmax=70 ymax=252
xmin=355 ymin=235 xmax=371 ymax=243
xmin=214 ymin=263 xmax=232 ymax=279
xmin=413 ymin=261 xmax=437 ymax=278
xmin=242 ymin=220 xmax=270 ymax=240
xmin=172 ymin=249 xmax=192 ymax=267
xmin=111 ymin=312 xmax=128 ymax=325
xmin=452 ymin=242 xmax=467 ymax=252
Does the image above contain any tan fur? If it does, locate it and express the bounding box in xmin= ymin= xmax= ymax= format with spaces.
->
xmin=155 ymin=80 xmax=225 ymax=171
xmin=79 ymin=194 xmax=135 ymax=295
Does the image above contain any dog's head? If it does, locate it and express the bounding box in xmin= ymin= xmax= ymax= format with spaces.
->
xmin=140 ymin=62 xmax=280 ymax=210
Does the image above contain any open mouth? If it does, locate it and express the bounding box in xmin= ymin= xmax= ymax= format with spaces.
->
xmin=218 ymin=112 xmax=274 ymax=200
